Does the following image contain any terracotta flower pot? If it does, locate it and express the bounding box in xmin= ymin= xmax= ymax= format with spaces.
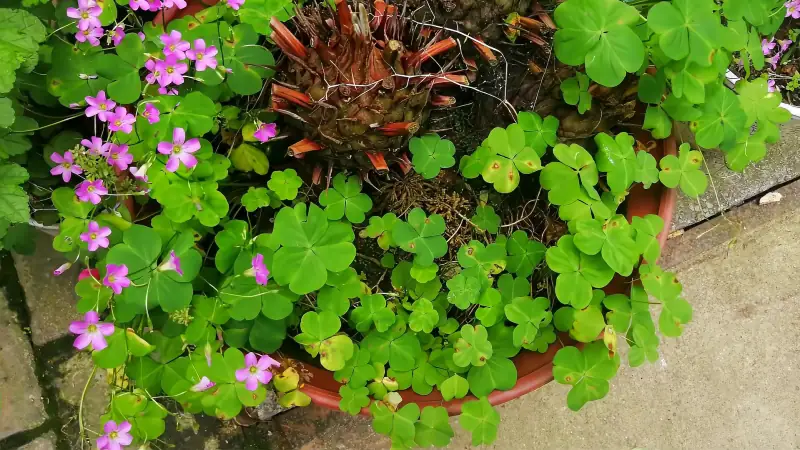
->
xmin=153 ymin=0 xmax=218 ymax=26
xmin=298 ymin=134 xmax=679 ymax=416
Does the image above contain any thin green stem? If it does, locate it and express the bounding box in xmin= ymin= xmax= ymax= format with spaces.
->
xmin=11 ymin=113 xmax=84 ymax=133
xmin=78 ymin=365 xmax=98 ymax=450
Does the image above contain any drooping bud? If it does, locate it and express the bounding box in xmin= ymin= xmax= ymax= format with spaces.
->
xmin=603 ymin=325 xmax=618 ymax=358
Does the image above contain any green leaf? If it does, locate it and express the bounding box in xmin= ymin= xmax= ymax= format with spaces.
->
xmin=392 ymin=208 xmax=447 ymax=266
xmin=459 ymin=145 xmax=492 ymax=179
xmin=693 ymin=84 xmax=747 ymax=150
xmin=659 ymin=297 xmax=693 ymax=337
xmin=440 ymin=374 xmax=469 ymax=401
xmin=573 ymin=215 xmax=638 ymax=276
xmin=370 ymin=402 xmax=419 ymax=449
xmin=638 ymin=70 xmax=667 ymax=104
xmin=505 ymin=230 xmax=546 ymax=277
xmin=481 ymin=124 xmax=542 ymax=193
xmin=409 ymin=134 xmax=456 ymax=179
xmin=319 ymin=173 xmax=373 ymax=223
xmin=238 ymin=0 xmax=294 ymax=35
xmin=517 ymin=112 xmax=559 ymax=156
xmin=459 ymin=397 xmax=501 ymax=446
xmin=226 ymin=31 xmax=275 ymax=95
xmin=415 ymin=406 xmax=454 ymax=447
xmin=409 ymin=262 xmax=438 ymax=283
xmin=339 ymin=385 xmax=370 ymax=415
xmin=92 ymin=329 xmax=128 ymax=369
xmin=553 ymin=342 xmax=620 ymax=411
xmin=171 ymin=92 xmax=216 ymax=136
xmin=504 ymin=297 xmax=551 ymax=347
xmin=570 ymin=304 xmax=606 ymax=342
xmin=240 ymin=187 xmax=272 ymax=212
xmin=643 ymin=106 xmax=673 ymax=140
xmin=0 ymin=164 xmax=29 ymax=223
xmin=640 ymin=263 xmax=682 ymax=302
xmin=561 ymin=72 xmax=592 ymax=114
xmin=471 ymin=205 xmax=500 ymax=234
xmin=453 ymin=324 xmax=492 ymax=367
xmin=249 ymin=316 xmax=286 ymax=353
xmin=634 ymin=151 xmax=660 ymax=188
xmin=647 ymin=0 xmax=722 ymax=66
xmin=446 ymin=273 xmax=482 ymax=310
xmin=457 ymin=240 xmax=507 ymax=275
xmin=722 ymin=131 xmax=767 ymax=172
xmin=350 ymin=294 xmax=396 ymax=333
xmin=553 ymin=0 xmax=644 ymax=87
xmin=735 ymin=78 xmax=792 ymax=144
xmin=295 ymin=310 xmax=340 ymax=345
xmin=632 ymin=214 xmax=664 ymax=263
xmin=408 ymin=298 xmax=439 ymax=333
xmin=546 ymin=236 xmax=614 ymax=307
xmin=0 ymin=9 xmax=46 ymax=94
xmin=593 ymin=133 xmax=637 ymax=195
xmin=542 ymin=143 xmax=598 ymax=203
xmin=268 ymin=169 xmax=303 ymax=201
xmin=272 ymin=203 xmax=356 ymax=294
xmin=658 ymin=143 xmax=708 ymax=198
xmin=230 ymin=144 xmax=269 ymax=175
xmin=361 ymin=213 xmax=399 ymax=250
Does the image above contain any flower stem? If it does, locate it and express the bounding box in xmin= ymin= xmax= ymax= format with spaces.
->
xmin=78 ymin=365 xmax=98 ymax=449
xmin=11 ymin=113 xmax=84 ymax=133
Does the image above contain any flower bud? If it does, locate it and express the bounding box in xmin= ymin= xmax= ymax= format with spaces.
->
xmin=603 ymin=325 xmax=618 ymax=358
xmin=53 ymin=262 xmax=72 ymax=276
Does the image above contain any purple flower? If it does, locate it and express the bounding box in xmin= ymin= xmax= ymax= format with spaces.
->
xmin=235 ymin=353 xmax=280 ymax=391
xmin=157 ymin=127 xmax=199 ymax=172
xmin=107 ymin=144 xmax=133 ymax=171
xmin=768 ymin=79 xmax=778 ymax=92
xmin=50 ymin=151 xmax=82 ymax=182
xmin=190 ymin=376 xmax=215 ymax=392
xmin=160 ymin=30 xmax=190 ymax=59
xmin=224 ymin=0 xmax=244 ymax=10
xmin=780 ymin=39 xmax=794 ymax=53
xmin=80 ymin=221 xmax=111 ymax=251
xmin=96 ymin=420 xmax=133 ymax=450
xmin=156 ymin=55 xmax=189 ymax=87
xmin=788 ymin=0 xmax=800 ymax=18
xmin=53 ymin=262 xmax=73 ymax=276
xmin=130 ymin=0 xmax=160 ymax=10
xmin=103 ymin=264 xmax=131 ymax=295
xmin=249 ymin=253 xmax=270 ymax=286
xmin=85 ymin=91 xmax=116 ymax=122
xmin=158 ymin=87 xmax=179 ymax=95
xmin=75 ymin=27 xmax=104 ymax=46
xmin=762 ymin=38 xmax=777 ymax=56
xmin=69 ymin=311 xmax=114 ymax=351
xmin=253 ymin=123 xmax=277 ymax=143
xmin=129 ymin=164 xmax=149 ymax=182
xmin=158 ymin=250 xmax=184 ymax=275
xmin=768 ymin=53 xmax=782 ymax=70
xmin=75 ymin=179 xmax=107 ymax=204
xmin=162 ymin=0 xmax=187 ymax=8
xmin=142 ymin=103 xmax=160 ymax=124
xmin=109 ymin=26 xmax=125 ymax=46
xmin=145 ymin=59 xmax=161 ymax=85
xmin=186 ymin=39 xmax=218 ymax=71
xmin=109 ymin=107 xmax=135 ymax=134
xmin=137 ymin=32 xmax=146 ymax=41
xmin=66 ymin=0 xmax=102 ymax=30
xmin=81 ymin=136 xmax=109 ymax=156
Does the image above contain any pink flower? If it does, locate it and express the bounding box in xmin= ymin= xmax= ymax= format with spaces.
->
xmin=81 ymin=136 xmax=109 ymax=156
xmin=69 ymin=311 xmax=114 ymax=351
xmin=186 ymin=39 xmax=218 ymax=71
xmin=253 ymin=123 xmax=277 ymax=143
xmin=224 ymin=0 xmax=244 ymax=10
xmin=50 ymin=151 xmax=82 ymax=182
xmin=157 ymin=127 xmax=199 ymax=172
xmin=762 ymin=38 xmax=776 ymax=56
xmin=768 ymin=79 xmax=778 ymax=92
xmin=78 ymin=268 xmax=101 ymax=281
xmin=108 ymin=107 xmax=135 ymax=134
xmin=66 ymin=0 xmax=102 ymax=30
xmin=768 ymin=53 xmax=782 ymax=70
xmin=129 ymin=164 xmax=149 ymax=182
xmin=142 ymin=103 xmax=160 ymax=124
xmin=145 ymin=58 xmax=161 ymax=85
xmin=130 ymin=0 xmax=160 ymax=10
xmin=160 ymin=30 xmax=190 ymax=59
xmin=162 ymin=0 xmax=187 ymax=8
xmin=249 ymin=253 xmax=270 ymax=286
xmin=780 ymin=39 xmax=794 ymax=53
xmin=80 ymin=221 xmax=111 ymax=251
xmin=156 ymin=55 xmax=189 ymax=87
xmin=138 ymin=32 xmax=146 ymax=40
xmin=235 ymin=353 xmax=280 ymax=391
xmin=109 ymin=26 xmax=125 ymax=46
xmin=96 ymin=420 xmax=133 ymax=450
xmin=788 ymin=0 xmax=800 ymax=18
xmin=75 ymin=27 xmax=104 ymax=46
xmin=107 ymin=143 xmax=133 ymax=170
xmin=158 ymin=87 xmax=179 ymax=95
xmin=53 ymin=262 xmax=73 ymax=276
xmin=103 ymin=264 xmax=131 ymax=295
xmin=75 ymin=179 xmax=107 ymax=204
xmin=158 ymin=250 xmax=183 ymax=275
xmin=190 ymin=376 xmax=215 ymax=392
xmin=85 ymin=91 xmax=116 ymax=122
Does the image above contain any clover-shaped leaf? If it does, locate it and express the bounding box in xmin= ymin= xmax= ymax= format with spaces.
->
xmin=459 ymin=397 xmax=500 ymax=446
xmin=391 ymin=261 xmax=442 ymax=301
xmin=334 ymin=345 xmax=378 ymax=386
xmin=392 ymin=208 xmax=447 ymax=266
xmin=545 ymin=235 xmax=615 ymax=308
xmin=481 ymin=124 xmax=542 ymax=193
xmin=339 ymin=385 xmax=370 ymax=415
xmin=350 ymin=294 xmax=395 ymax=333
xmin=225 ymin=24 xmax=276 ymax=95
xmin=693 ymin=84 xmax=747 ymax=150
xmin=722 ymin=130 xmax=768 ymax=172
xmin=604 ymin=285 xmax=655 ymax=335
xmin=317 ymin=268 xmax=362 ymax=316
xmin=471 ymin=205 xmax=500 ymax=234
xmin=629 ymin=323 xmax=660 ymax=367
xmin=409 ymin=134 xmax=456 ymax=179
xmin=640 ymin=263 xmax=682 ymax=302
xmin=647 ymin=0 xmax=722 ymax=66
xmin=231 ymin=144 xmax=269 ymax=175
xmin=363 ymin=326 xmax=424 ymax=372
xmin=440 ymin=374 xmax=469 ymax=401
xmin=517 ymin=111 xmax=559 ymax=156
xmin=319 ymin=173 xmax=373 ymax=223
xmin=415 ymin=406 xmax=454 ymax=447
xmin=570 ymin=303 xmax=606 ymax=343
xmin=241 ymin=187 xmax=277 ymax=212
xmin=466 ymin=355 xmax=517 ymax=397
xmin=664 ymin=58 xmax=718 ymax=105
xmin=540 ymin=143 xmax=599 ymax=205
xmin=635 ymin=150 xmax=660 ymax=188
xmin=660 ymin=297 xmax=693 ymax=337
xmin=409 ymin=298 xmax=439 ymax=333
xmin=632 ymin=214 xmax=664 ymax=263
xmin=735 ymin=78 xmax=791 ymax=144
xmin=267 ymin=169 xmax=303 ymax=201
xmin=505 ymin=230 xmax=546 ymax=277
xmin=457 ymin=240 xmax=507 ymax=275
xmin=446 ymin=273 xmax=482 ymax=309
xmin=475 ymin=288 xmax=505 ymax=328
xmin=553 ymin=0 xmax=644 ymax=87
xmin=573 ymin=215 xmax=638 ymax=276
xmin=370 ymin=402 xmax=419 ymax=449
xmin=295 ymin=310 xmax=340 ymax=345
xmin=504 ymin=297 xmax=551 ymax=347
xmin=272 ymin=203 xmax=356 ymax=294
xmin=553 ymin=342 xmax=620 ymax=411
xmin=658 ymin=143 xmax=708 ymax=198
xmin=594 ymin=132 xmax=637 ymax=195
xmin=360 ymin=213 xmax=399 ymax=250
xmin=453 ymin=324 xmax=493 ymax=367
xmin=561 ymin=72 xmax=592 ymax=114
xmin=643 ymin=106 xmax=673 ymax=140
xmin=459 ymin=145 xmax=492 ymax=179
xmin=410 ymin=262 xmax=438 ymax=283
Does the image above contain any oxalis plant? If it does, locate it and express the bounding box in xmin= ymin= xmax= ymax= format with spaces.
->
xmin=0 ymin=0 xmax=790 ymax=448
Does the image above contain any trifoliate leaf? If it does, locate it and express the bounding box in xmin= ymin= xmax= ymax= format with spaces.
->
xmin=540 ymin=143 xmax=599 ymax=205
xmin=647 ymin=0 xmax=722 ymax=66
xmin=409 ymin=134 xmax=456 ymax=179
xmin=240 ymin=187 xmax=273 ymax=212
xmin=658 ymin=143 xmax=708 ymax=198
xmin=370 ymin=402 xmax=419 ymax=449
xmin=632 ymin=214 xmax=664 ymax=263
xmin=504 ymin=296 xmax=551 ymax=347
xmin=634 ymin=150 xmax=660 ymax=188
xmin=408 ymin=298 xmax=439 ymax=333
xmin=459 ymin=145 xmax=492 ymax=179
xmin=573 ymin=215 xmax=638 ymax=276
xmin=415 ymin=406 xmax=454 ymax=447
xmin=545 ymin=236 xmax=615 ymax=308
xmin=319 ymin=173 xmax=373 ymax=223
xmin=735 ymin=78 xmax=792 ymax=144
xmin=339 ymin=385 xmax=370 ymax=415
xmin=392 ymin=208 xmax=447 ymax=266
xmin=504 ymin=230 xmax=546 ymax=277
xmin=471 ymin=205 xmax=500 ymax=234
xmin=561 ymin=72 xmax=592 ymax=114
xmin=517 ymin=112 xmax=559 ymax=156
xmin=267 ymin=169 xmax=303 ymax=201
xmin=459 ymin=397 xmax=500 ymax=446
xmin=553 ymin=342 xmax=620 ymax=411
xmin=453 ymin=324 xmax=492 ymax=367
xmin=440 ymin=374 xmax=469 ymax=401
xmin=446 ymin=273 xmax=482 ymax=310
xmin=594 ymin=132 xmax=637 ymax=195
xmin=481 ymin=124 xmax=542 ymax=193
xmin=409 ymin=262 xmax=438 ymax=283
xmin=361 ymin=213 xmax=399 ymax=250
xmin=693 ymin=84 xmax=747 ymax=150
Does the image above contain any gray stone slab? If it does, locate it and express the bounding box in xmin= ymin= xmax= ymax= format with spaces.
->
xmin=0 ymin=291 xmax=47 ymax=439
xmin=19 ymin=432 xmax=57 ymax=450
xmin=54 ymin=352 xmax=109 ymax=440
xmin=672 ymin=119 xmax=800 ymax=230
xmin=13 ymin=231 xmax=82 ymax=345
